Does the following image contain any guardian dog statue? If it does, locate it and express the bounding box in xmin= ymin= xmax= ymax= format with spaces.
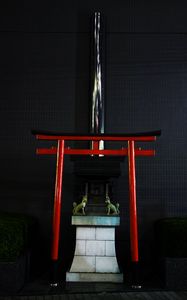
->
xmin=73 ymin=195 xmax=88 ymax=215
xmin=105 ymin=196 xmax=120 ymax=215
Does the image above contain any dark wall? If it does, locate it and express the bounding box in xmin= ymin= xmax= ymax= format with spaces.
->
xmin=0 ymin=0 xmax=186 ymax=274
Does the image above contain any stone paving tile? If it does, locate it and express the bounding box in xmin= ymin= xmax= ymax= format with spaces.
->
xmin=0 ymin=292 xmax=183 ymax=300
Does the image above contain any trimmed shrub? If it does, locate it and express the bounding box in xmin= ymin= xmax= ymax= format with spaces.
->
xmin=0 ymin=212 xmax=37 ymax=262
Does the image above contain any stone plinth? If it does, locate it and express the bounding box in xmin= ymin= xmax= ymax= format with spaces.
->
xmin=71 ymin=215 xmax=120 ymax=226
xmin=66 ymin=216 xmax=123 ymax=282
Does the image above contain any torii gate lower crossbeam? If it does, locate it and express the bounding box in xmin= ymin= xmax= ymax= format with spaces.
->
xmin=32 ymin=130 xmax=161 ymax=285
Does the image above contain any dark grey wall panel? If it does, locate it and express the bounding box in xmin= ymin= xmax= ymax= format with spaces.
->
xmin=1 ymin=1 xmax=187 ymax=33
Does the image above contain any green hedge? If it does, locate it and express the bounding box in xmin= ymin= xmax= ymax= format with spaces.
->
xmin=0 ymin=212 xmax=37 ymax=262
xmin=155 ymin=218 xmax=187 ymax=258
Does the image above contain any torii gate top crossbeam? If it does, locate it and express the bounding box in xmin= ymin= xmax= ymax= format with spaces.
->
xmin=32 ymin=129 xmax=161 ymax=157
xmin=32 ymin=129 xmax=161 ymax=142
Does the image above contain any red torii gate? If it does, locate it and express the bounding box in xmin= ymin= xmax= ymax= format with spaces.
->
xmin=32 ymin=129 xmax=161 ymax=284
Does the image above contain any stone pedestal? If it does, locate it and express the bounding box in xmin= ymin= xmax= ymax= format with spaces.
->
xmin=66 ymin=216 xmax=123 ymax=282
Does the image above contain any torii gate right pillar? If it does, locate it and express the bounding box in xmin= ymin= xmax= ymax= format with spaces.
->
xmin=128 ymin=140 xmax=141 ymax=287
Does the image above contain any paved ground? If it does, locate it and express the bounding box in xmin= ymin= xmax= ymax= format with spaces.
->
xmin=0 ymin=273 xmax=187 ymax=299
xmin=1 ymin=281 xmax=187 ymax=300
xmin=0 ymin=291 xmax=187 ymax=300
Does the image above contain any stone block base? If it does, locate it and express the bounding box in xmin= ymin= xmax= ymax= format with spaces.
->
xmin=66 ymin=272 xmax=123 ymax=282
xmin=66 ymin=217 xmax=123 ymax=283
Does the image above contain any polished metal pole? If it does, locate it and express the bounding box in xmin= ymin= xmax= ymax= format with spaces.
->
xmin=90 ymin=12 xmax=105 ymax=149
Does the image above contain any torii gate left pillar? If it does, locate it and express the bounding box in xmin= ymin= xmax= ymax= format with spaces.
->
xmin=32 ymin=130 xmax=161 ymax=286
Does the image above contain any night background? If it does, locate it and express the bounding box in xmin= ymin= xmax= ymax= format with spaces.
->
xmin=0 ymin=0 xmax=186 ymax=281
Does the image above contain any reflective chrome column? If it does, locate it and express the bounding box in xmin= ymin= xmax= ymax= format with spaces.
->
xmin=90 ymin=12 xmax=105 ymax=149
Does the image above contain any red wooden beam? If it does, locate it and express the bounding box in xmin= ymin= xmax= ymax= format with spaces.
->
xmin=51 ymin=140 xmax=64 ymax=261
xmin=36 ymin=147 xmax=155 ymax=156
xmin=135 ymin=149 xmax=155 ymax=156
xmin=36 ymin=134 xmax=156 ymax=142
xmin=92 ymin=141 xmax=100 ymax=150
xmin=128 ymin=140 xmax=139 ymax=262
xmin=36 ymin=147 xmax=57 ymax=155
